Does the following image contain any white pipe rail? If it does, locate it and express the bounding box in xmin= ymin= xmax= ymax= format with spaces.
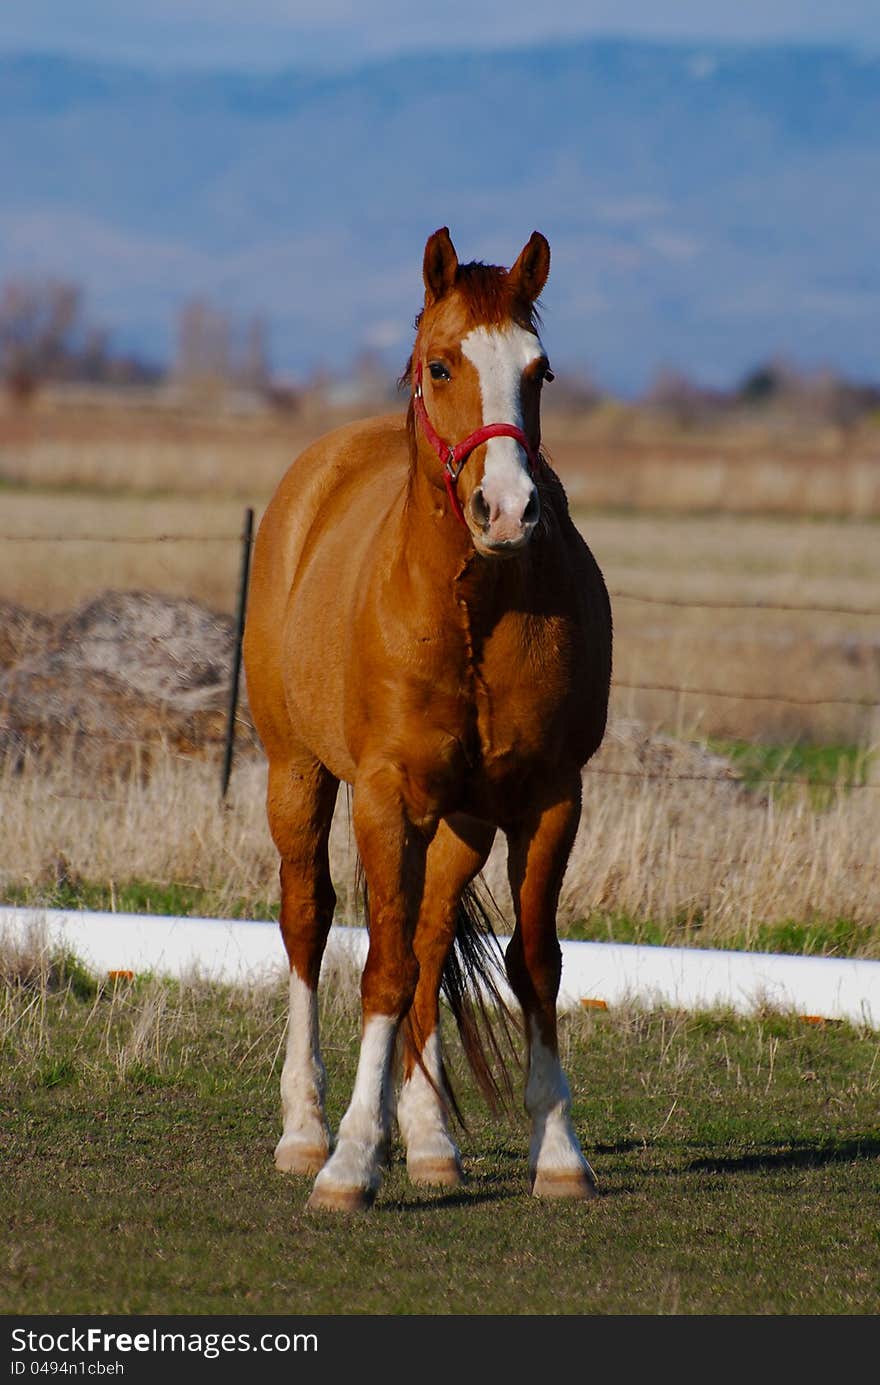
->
xmin=2 ymin=905 xmax=878 ymax=1028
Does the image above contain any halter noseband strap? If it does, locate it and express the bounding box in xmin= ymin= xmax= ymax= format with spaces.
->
xmin=412 ymin=360 xmax=539 ymax=527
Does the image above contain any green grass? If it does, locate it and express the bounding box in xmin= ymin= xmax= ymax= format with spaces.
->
xmin=1 ymin=958 xmax=878 ymax=1315
xmin=7 ymin=870 xmax=875 ymax=960
xmin=559 ymin=909 xmax=877 ymax=958
xmin=709 ymin=739 xmax=873 ymax=805
xmin=555 ymin=738 xmax=877 ymax=957
xmin=3 ymin=876 xmax=279 ymax=924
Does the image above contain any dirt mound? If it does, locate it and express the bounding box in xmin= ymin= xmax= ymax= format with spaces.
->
xmin=0 ymin=590 xmax=256 ymax=773
xmin=591 ymin=716 xmax=741 ymax=785
xmin=0 ymin=601 xmax=53 ymax=672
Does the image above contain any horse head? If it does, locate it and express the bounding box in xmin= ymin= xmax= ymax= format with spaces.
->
xmin=409 ymin=227 xmax=553 ymax=557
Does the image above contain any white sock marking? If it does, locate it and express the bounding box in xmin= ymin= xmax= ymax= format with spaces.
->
xmin=525 ymin=1016 xmax=590 ymax=1177
xmin=397 ymin=1029 xmax=460 ymax=1166
xmin=276 ymin=969 xmax=329 ymax=1160
xmin=312 ymin=1013 xmax=397 ymax=1195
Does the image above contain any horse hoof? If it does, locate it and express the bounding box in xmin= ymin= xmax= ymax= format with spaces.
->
xmin=305 ymin=1183 xmax=375 ymax=1213
xmin=407 ymin=1156 xmax=464 ymax=1188
xmin=274 ymin=1140 xmax=330 ymax=1175
xmin=530 ymin=1165 xmax=599 ymax=1200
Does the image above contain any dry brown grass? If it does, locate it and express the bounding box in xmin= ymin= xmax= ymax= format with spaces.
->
xmin=1 ymin=492 xmax=876 ymax=743
xmin=2 ymin=732 xmax=877 ymax=953
xmin=579 ymin=511 xmax=880 ymax=743
xmin=0 ymin=391 xmax=323 ymax=497
xmin=0 ymin=491 xmax=248 ymax=612
xmin=4 ymin=392 xmax=879 ymax=517
xmin=549 ymin=436 xmax=880 ymax=519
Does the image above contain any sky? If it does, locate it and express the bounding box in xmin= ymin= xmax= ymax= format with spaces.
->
xmin=2 ymin=1 xmax=880 ymax=70
xmin=2 ymin=4 xmax=877 ymax=388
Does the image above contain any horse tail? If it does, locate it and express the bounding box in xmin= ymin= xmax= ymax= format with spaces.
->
xmin=438 ymin=880 xmax=520 ymax=1120
xmin=355 ymin=852 xmax=519 ymax=1122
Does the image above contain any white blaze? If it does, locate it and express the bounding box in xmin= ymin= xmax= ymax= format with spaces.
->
xmin=461 ymin=324 xmax=542 ymax=517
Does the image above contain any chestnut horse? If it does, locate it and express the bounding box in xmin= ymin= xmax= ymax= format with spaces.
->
xmin=243 ymin=228 xmax=611 ymax=1210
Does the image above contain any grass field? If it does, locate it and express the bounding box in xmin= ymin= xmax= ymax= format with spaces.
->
xmin=4 ymin=390 xmax=880 ymax=518
xmin=1 ymin=947 xmax=878 ymax=1316
xmin=1 ymin=397 xmax=878 ymax=954
xmin=2 ymin=398 xmax=879 ymax=1320
xmin=2 ymin=740 xmax=878 ymax=957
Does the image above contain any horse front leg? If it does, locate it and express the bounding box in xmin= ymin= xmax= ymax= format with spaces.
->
xmin=307 ymin=761 xmax=426 ymax=1212
xmin=267 ymin=757 xmax=339 ymax=1176
xmin=505 ymin=774 xmax=597 ymax=1199
xmin=397 ymin=813 xmax=495 ymax=1187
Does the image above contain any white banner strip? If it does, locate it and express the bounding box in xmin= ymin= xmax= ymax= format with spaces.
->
xmin=2 ymin=906 xmax=878 ymax=1027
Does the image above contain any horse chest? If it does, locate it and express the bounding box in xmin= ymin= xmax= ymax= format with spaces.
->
xmin=416 ymin=618 xmax=575 ymax=803
xmin=470 ymin=643 xmax=572 ymax=771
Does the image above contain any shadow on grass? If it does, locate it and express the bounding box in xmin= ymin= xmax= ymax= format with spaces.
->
xmin=592 ymin=1139 xmax=645 ymax=1155
xmin=382 ymin=1184 xmax=523 ymax=1213
xmin=686 ymin=1135 xmax=880 ymax=1174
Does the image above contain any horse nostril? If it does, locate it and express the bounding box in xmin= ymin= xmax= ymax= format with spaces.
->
xmin=523 ymin=488 xmax=540 ymax=526
xmin=470 ymin=486 xmax=491 ymax=530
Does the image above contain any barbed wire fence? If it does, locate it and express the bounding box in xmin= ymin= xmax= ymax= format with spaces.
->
xmin=1 ymin=516 xmax=878 ymax=796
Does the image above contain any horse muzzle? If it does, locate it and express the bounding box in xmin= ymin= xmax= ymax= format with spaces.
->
xmin=467 ymin=482 xmax=541 ymax=554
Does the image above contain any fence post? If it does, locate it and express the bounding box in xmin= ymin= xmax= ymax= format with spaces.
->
xmin=221 ymin=506 xmax=254 ymax=799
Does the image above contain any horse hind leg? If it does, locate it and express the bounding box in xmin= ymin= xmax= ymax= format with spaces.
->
xmin=505 ymin=776 xmax=597 ymax=1200
xmin=397 ymin=814 xmax=496 ymax=1188
xmin=267 ymin=755 xmax=339 ymax=1175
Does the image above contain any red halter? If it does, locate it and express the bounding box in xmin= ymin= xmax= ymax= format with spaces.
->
xmin=412 ymin=360 xmax=540 ymax=527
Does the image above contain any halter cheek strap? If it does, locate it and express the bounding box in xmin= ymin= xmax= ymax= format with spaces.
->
xmin=412 ymin=360 xmax=539 ymax=527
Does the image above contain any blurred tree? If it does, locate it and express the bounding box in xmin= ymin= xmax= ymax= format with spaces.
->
xmin=175 ymin=298 xmax=230 ymax=391
xmin=238 ymin=314 xmax=271 ymax=391
xmin=175 ymin=300 xmax=273 ymax=397
xmin=0 ymin=278 xmax=83 ymax=400
xmin=736 ymin=357 xmax=880 ymax=431
xmin=736 ymin=359 xmax=793 ymax=405
xmin=0 ymin=277 xmax=159 ymax=400
xmin=644 ymin=367 xmax=729 ymax=426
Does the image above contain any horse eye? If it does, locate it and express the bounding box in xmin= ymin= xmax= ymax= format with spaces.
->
xmin=429 ymin=361 xmax=451 ymax=381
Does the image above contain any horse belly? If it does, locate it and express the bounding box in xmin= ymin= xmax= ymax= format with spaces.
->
xmin=279 ymin=511 xmax=387 ymax=783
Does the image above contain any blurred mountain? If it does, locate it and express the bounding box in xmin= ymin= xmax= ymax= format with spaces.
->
xmin=0 ymin=41 xmax=877 ymax=392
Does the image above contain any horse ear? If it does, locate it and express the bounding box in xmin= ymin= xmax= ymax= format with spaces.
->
xmin=423 ymin=227 xmax=459 ymax=303
xmin=509 ymin=231 xmax=550 ymax=303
